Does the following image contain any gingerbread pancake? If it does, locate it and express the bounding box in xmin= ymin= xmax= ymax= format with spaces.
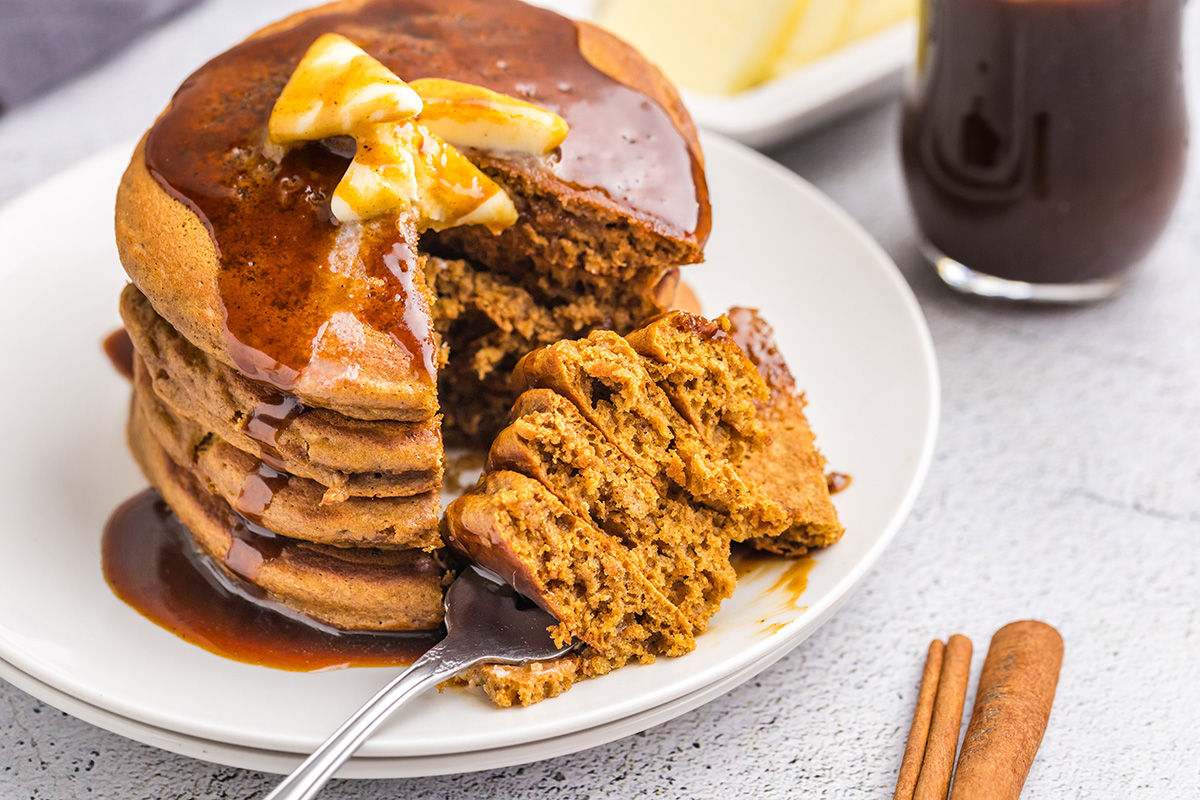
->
xmin=127 ymin=398 xmax=446 ymax=631
xmin=132 ymin=360 xmax=442 ymax=549
xmin=122 ymin=285 xmax=442 ymax=498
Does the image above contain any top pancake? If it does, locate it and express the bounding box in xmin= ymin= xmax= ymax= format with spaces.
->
xmin=115 ymin=0 xmax=710 ymax=418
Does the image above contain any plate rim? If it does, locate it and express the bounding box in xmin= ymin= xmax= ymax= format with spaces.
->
xmin=0 ymin=624 xmax=826 ymax=778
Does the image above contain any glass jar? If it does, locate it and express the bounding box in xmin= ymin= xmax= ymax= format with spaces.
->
xmin=902 ymin=0 xmax=1188 ymax=302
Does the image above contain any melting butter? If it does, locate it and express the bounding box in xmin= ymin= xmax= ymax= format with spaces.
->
xmin=410 ymin=78 xmax=568 ymax=157
xmin=266 ymin=33 xmax=565 ymax=230
xmin=268 ymin=33 xmax=423 ymax=148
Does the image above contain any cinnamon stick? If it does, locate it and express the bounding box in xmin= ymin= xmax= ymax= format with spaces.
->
xmin=913 ymin=633 xmax=973 ymax=800
xmin=894 ymin=639 xmax=945 ymax=800
xmin=948 ymin=621 xmax=1064 ymax=800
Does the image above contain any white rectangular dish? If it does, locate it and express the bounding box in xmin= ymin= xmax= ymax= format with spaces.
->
xmin=680 ymin=22 xmax=915 ymax=147
xmin=533 ymin=0 xmax=915 ymax=147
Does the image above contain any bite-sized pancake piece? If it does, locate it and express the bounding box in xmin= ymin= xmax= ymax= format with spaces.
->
xmin=127 ymin=400 xmax=446 ymax=631
xmin=122 ymin=285 xmax=443 ymax=498
xmin=727 ymin=308 xmax=843 ymax=554
xmin=459 ymin=658 xmax=579 ymax=708
xmin=488 ymin=389 xmax=737 ymax=632
xmin=133 ymin=363 xmax=442 ymax=551
xmin=461 ymin=632 xmax=680 ymax=708
xmin=425 ymin=256 xmax=677 ymax=440
xmin=445 ymin=470 xmax=694 ymax=656
xmin=625 ymin=311 xmax=770 ymax=463
xmin=514 ymin=331 xmax=788 ymax=539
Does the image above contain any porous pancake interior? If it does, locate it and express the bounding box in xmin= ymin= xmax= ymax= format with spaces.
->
xmin=626 ymin=312 xmax=770 ymax=462
xmin=514 ymin=330 xmax=789 ymax=539
xmin=424 ymin=256 xmax=672 ymax=440
xmin=727 ymin=308 xmax=844 ymax=554
xmin=446 ymin=470 xmax=693 ymax=655
xmin=488 ymin=389 xmax=737 ymax=632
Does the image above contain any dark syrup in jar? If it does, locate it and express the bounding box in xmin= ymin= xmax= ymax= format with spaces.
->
xmin=902 ymin=0 xmax=1188 ymax=285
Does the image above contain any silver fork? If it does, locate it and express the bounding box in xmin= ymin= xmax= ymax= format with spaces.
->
xmin=264 ymin=566 xmax=575 ymax=800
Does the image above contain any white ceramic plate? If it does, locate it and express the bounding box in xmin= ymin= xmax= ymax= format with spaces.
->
xmin=0 ymin=132 xmax=937 ymax=771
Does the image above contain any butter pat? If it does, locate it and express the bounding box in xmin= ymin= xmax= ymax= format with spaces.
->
xmin=268 ymin=33 xmax=423 ymax=146
xmin=772 ymin=0 xmax=914 ymax=77
xmin=769 ymin=0 xmax=854 ymax=79
xmin=410 ymin=78 xmax=568 ymax=157
xmin=597 ymin=0 xmax=796 ymax=96
xmin=597 ymin=0 xmax=916 ymax=95
xmin=331 ymin=121 xmax=517 ymax=232
xmin=845 ymin=0 xmax=914 ymax=41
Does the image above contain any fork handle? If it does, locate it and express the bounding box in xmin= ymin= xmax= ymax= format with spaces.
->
xmin=264 ymin=635 xmax=483 ymax=800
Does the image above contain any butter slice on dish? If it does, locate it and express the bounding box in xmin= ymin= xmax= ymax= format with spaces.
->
xmin=596 ymin=0 xmax=796 ymax=95
xmin=771 ymin=0 xmax=914 ymax=79
xmin=597 ymin=0 xmax=916 ymax=95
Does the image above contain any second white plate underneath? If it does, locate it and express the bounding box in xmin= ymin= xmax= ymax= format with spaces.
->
xmin=0 ymin=633 xmax=807 ymax=778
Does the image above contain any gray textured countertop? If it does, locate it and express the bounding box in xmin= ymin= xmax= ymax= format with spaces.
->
xmin=2 ymin=2 xmax=1198 ymax=797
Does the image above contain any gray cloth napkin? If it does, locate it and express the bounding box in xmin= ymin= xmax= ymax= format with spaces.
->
xmin=0 ymin=0 xmax=201 ymax=110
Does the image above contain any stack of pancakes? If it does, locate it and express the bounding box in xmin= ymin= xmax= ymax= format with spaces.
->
xmin=114 ymin=0 xmax=710 ymax=632
xmin=120 ymin=283 xmax=448 ymax=630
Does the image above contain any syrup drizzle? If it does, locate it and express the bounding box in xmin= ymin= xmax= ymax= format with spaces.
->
xmin=234 ymin=462 xmax=290 ymax=522
xmin=731 ymin=547 xmax=817 ymax=608
xmin=224 ymin=510 xmax=285 ymax=582
xmin=102 ymin=489 xmax=439 ymax=671
xmin=103 ymin=328 xmax=135 ymax=381
xmin=384 ymin=239 xmax=438 ymax=380
xmin=827 ymin=472 xmax=852 ymax=495
xmin=243 ymin=392 xmax=304 ymax=469
xmin=725 ymin=307 xmax=796 ymax=397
